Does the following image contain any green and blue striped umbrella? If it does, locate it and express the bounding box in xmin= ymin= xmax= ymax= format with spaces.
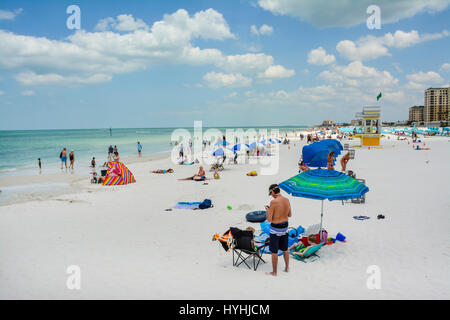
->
xmin=279 ymin=169 xmax=369 ymax=233
xmin=279 ymin=169 xmax=369 ymax=201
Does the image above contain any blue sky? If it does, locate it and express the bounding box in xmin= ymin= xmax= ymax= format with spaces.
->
xmin=0 ymin=0 xmax=449 ymax=130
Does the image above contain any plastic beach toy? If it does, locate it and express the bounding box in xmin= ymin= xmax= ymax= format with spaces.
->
xmin=227 ymin=205 xmax=232 ymax=210
xmin=336 ymin=232 xmax=346 ymax=242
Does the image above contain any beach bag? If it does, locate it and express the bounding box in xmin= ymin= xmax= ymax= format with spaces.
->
xmin=319 ymin=229 xmax=328 ymax=243
xmin=199 ymin=199 xmax=212 ymax=210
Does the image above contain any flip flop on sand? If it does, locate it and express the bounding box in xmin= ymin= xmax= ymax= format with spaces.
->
xmin=353 ymin=216 xmax=370 ymax=220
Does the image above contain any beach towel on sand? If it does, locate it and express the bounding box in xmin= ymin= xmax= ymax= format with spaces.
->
xmin=172 ymin=199 xmax=213 ymax=210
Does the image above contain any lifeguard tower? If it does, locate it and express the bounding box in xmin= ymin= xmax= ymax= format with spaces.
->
xmin=353 ymin=106 xmax=382 ymax=148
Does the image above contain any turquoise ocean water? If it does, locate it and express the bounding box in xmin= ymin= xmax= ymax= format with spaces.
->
xmin=0 ymin=126 xmax=308 ymax=176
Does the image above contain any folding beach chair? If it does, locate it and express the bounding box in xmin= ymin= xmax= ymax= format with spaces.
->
xmin=351 ymin=179 xmax=366 ymax=204
xmin=230 ymin=227 xmax=268 ymax=271
xmin=349 ymin=149 xmax=355 ymax=159
xmin=290 ymin=242 xmax=325 ymax=263
xmin=343 ymin=143 xmax=349 ymax=150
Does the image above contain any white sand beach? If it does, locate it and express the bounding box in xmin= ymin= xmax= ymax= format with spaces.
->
xmin=0 ymin=133 xmax=449 ymax=299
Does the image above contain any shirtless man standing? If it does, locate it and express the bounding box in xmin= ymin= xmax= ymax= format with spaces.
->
xmin=265 ymin=184 xmax=292 ymax=276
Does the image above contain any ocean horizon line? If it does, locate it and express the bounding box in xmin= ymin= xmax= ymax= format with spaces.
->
xmin=0 ymin=125 xmax=312 ymax=132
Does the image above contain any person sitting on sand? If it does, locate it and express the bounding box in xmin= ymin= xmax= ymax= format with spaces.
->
xmin=113 ymin=151 xmax=120 ymax=162
xmin=289 ymin=234 xmax=319 ymax=257
xmin=327 ymin=152 xmax=335 ymax=170
xmin=298 ymin=161 xmax=310 ymax=172
xmin=340 ymin=152 xmax=350 ymax=172
xmin=182 ymin=166 xmax=206 ymax=181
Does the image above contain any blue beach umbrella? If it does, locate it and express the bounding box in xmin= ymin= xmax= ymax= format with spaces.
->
xmin=233 ymin=143 xmax=249 ymax=152
xmin=248 ymin=142 xmax=258 ymax=150
xmin=212 ymin=147 xmax=233 ymax=157
xmin=302 ymin=139 xmax=343 ymax=168
xmin=279 ymin=168 xmax=369 ymax=233
xmin=215 ymin=140 xmax=230 ymax=146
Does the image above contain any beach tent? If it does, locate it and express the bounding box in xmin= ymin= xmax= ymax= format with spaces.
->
xmin=302 ymin=139 xmax=343 ymax=168
xmin=103 ymin=161 xmax=136 ymax=186
xmin=279 ymin=168 xmax=369 ymax=233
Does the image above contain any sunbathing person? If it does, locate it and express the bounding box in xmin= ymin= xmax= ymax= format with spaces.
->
xmin=327 ymin=152 xmax=335 ymax=170
xmin=181 ymin=166 xmax=206 ymax=181
xmin=298 ymin=161 xmax=310 ymax=172
xmin=340 ymin=152 xmax=350 ymax=172
xmin=416 ymin=145 xmax=430 ymax=150
xmin=289 ymin=234 xmax=319 ymax=257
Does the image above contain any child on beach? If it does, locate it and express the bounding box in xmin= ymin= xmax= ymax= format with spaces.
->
xmin=289 ymin=234 xmax=319 ymax=257
xmin=327 ymin=152 xmax=335 ymax=170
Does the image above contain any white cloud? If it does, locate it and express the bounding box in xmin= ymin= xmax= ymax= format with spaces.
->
xmin=336 ymin=39 xmax=389 ymax=61
xmin=0 ymin=8 xmax=22 ymax=20
xmin=258 ymin=65 xmax=295 ymax=79
xmin=319 ymin=61 xmax=398 ymax=88
xmin=251 ymin=24 xmax=274 ymax=36
xmin=95 ymin=14 xmax=149 ymax=32
xmin=15 ymin=72 xmax=113 ymax=86
xmin=440 ymin=63 xmax=450 ymax=72
xmin=337 ymin=30 xmax=449 ymax=61
xmin=307 ymin=47 xmax=335 ymax=65
xmin=257 ymin=0 xmax=450 ymax=28
xmin=405 ymin=71 xmax=444 ymax=91
xmin=406 ymin=71 xmax=443 ymax=84
xmin=219 ymin=53 xmax=274 ymax=74
xmin=203 ymin=72 xmax=252 ymax=88
xmin=21 ymin=90 xmax=35 ymax=96
xmin=0 ymin=9 xmax=293 ymax=87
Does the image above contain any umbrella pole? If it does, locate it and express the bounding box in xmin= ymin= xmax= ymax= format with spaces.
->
xmin=319 ymin=200 xmax=324 ymax=233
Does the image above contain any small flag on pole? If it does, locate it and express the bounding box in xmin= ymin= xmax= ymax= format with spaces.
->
xmin=377 ymin=92 xmax=382 ymax=101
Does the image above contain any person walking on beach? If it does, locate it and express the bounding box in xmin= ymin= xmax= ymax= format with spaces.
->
xmin=137 ymin=142 xmax=142 ymax=157
xmin=108 ymin=145 xmax=113 ymax=161
xmin=265 ymin=184 xmax=292 ymax=276
xmin=91 ymin=157 xmax=96 ymax=169
xmin=38 ymin=158 xmax=41 ymax=173
xmin=60 ymin=148 xmax=67 ymax=170
xmin=69 ymin=150 xmax=75 ymax=171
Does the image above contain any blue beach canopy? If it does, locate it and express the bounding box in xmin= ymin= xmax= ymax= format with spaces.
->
xmin=302 ymin=139 xmax=343 ymax=168
xmin=279 ymin=168 xmax=369 ymax=232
